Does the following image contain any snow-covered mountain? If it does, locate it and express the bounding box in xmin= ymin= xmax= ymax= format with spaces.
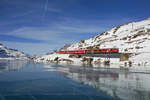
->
xmin=66 ymin=18 xmax=150 ymax=52
xmin=36 ymin=18 xmax=150 ymax=66
xmin=65 ymin=18 xmax=150 ymax=65
xmin=0 ymin=43 xmax=29 ymax=60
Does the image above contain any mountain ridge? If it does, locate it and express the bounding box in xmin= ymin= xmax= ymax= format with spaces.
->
xmin=36 ymin=18 xmax=150 ymax=66
xmin=0 ymin=43 xmax=29 ymax=60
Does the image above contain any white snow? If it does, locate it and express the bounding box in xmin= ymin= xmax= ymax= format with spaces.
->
xmin=36 ymin=18 xmax=150 ymax=68
xmin=65 ymin=18 xmax=150 ymax=66
xmin=0 ymin=44 xmax=29 ymax=60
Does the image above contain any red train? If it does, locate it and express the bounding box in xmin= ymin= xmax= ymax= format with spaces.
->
xmin=57 ymin=48 xmax=119 ymax=54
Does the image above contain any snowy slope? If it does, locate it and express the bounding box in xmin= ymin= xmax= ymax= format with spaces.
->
xmin=35 ymin=53 xmax=83 ymax=65
xmin=36 ymin=18 xmax=150 ymax=66
xmin=0 ymin=43 xmax=29 ymax=60
xmin=65 ymin=18 xmax=150 ymax=65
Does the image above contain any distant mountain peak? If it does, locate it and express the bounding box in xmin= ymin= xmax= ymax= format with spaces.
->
xmin=0 ymin=43 xmax=29 ymax=60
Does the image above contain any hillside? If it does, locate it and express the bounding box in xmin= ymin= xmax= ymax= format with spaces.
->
xmin=36 ymin=18 xmax=150 ymax=66
xmin=0 ymin=43 xmax=29 ymax=60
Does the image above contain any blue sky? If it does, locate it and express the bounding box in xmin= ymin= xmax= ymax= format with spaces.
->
xmin=0 ymin=0 xmax=150 ymax=55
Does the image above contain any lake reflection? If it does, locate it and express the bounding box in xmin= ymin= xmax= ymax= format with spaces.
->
xmin=0 ymin=60 xmax=150 ymax=100
xmin=0 ymin=60 xmax=118 ymax=100
xmin=47 ymin=66 xmax=150 ymax=100
xmin=55 ymin=65 xmax=150 ymax=100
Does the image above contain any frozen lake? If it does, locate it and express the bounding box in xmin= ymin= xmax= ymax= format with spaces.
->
xmin=0 ymin=60 xmax=150 ymax=100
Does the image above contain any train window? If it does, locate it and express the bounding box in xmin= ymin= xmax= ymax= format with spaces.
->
xmin=109 ymin=49 xmax=111 ymax=52
xmin=114 ymin=49 xmax=118 ymax=52
xmin=94 ymin=50 xmax=97 ymax=52
xmin=106 ymin=49 xmax=109 ymax=52
xmin=76 ymin=51 xmax=79 ymax=53
xmin=112 ymin=49 xmax=115 ymax=52
xmin=103 ymin=49 xmax=106 ymax=52
xmin=80 ymin=50 xmax=83 ymax=53
xmin=110 ymin=49 xmax=114 ymax=52
xmin=86 ymin=50 xmax=90 ymax=52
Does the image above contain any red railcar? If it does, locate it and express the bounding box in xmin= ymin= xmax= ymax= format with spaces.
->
xmin=57 ymin=48 xmax=119 ymax=54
